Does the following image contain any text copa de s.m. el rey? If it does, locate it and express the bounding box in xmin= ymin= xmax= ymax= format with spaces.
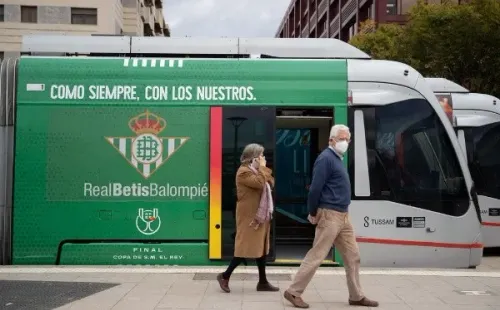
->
xmin=49 ymin=84 xmax=257 ymax=101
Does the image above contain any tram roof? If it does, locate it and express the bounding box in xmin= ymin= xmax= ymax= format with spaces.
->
xmin=425 ymin=77 xmax=470 ymax=93
xmin=21 ymin=35 xmax=371 ymax=60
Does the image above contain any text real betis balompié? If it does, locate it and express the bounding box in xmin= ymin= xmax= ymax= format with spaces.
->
xmin=83 ymin=182 xmax=208 ymax=198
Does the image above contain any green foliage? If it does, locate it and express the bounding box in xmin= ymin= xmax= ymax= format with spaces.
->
xmin=349 ymin=20 xmax=405 ymax=61
xmin=349 ymin=0 xmax=500 ymax=97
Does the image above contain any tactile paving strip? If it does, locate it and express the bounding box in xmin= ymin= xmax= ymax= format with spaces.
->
xmin=1 ymin=267 xmax=500 ymax=278
xmin=193 ymin=272 xmax=292 ymax=281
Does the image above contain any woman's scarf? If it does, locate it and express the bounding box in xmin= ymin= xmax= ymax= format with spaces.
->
xmin=248 ymin=165 xmax=274 ymax=230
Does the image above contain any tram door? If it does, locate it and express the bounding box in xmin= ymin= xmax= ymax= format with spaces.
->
xmin=215 ymin=106 xmax=336 ymax=263
xmin=218 ymin=106 xmax=276 ymax=260
xmin=273 ymin=108 xmax=335 ymax=263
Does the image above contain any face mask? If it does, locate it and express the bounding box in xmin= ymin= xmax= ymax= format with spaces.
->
xmin=335 ymin=141 xmax=349 ymax=154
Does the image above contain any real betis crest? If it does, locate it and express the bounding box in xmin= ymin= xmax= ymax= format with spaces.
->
xmin=106 ymin=110 xmax=189 ymax=179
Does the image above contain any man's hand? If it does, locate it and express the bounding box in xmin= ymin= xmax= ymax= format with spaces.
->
xmin=307 ymin=214 xmax=317 ymax=225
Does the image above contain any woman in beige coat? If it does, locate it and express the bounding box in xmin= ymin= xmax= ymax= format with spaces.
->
xmin=217 ymin=143 xmax=279 ymax=293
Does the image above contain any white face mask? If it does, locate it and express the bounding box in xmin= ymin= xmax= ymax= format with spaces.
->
xmin=335 ymin=140 xmax=349 ymax=154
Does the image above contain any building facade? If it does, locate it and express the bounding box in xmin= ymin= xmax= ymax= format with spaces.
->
xmin=0 ymin=0 xmax=170 ymax=58
xmin=275 ymin=0 xmax=461 ymax=42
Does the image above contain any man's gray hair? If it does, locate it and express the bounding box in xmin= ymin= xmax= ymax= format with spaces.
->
xmin=330 ymin=124 xmax=350 ymax=139
xmin=240 ymin=143 xmax=264 ymax=165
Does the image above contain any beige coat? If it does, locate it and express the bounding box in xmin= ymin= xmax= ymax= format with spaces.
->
xmin=233 ymin=165 xmax=275 ymax=258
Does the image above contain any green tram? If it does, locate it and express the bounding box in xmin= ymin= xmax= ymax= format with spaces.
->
xmin=0 ymin=35 xmax=482 ymax=268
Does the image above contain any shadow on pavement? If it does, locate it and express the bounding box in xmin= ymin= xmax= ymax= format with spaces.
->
xmin=0 ymin=280 xmax=119 ymax=310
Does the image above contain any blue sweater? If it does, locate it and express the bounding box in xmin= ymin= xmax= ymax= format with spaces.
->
xmin=308 ymin=147 xmax=351 ymax=216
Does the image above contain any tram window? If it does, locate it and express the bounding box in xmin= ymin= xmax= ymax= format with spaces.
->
xmin=220 ymin=106 xmax=276 ymax=259
xmin=361 ymin=99 xmax=469 ymax=216
xmin=463 ymin=123 xmax=500 ymax=199
xmin=350 ymin=108 xmax=392 ymax=198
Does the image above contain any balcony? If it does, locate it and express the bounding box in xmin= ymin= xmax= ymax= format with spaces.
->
xmin=155 ymin=8 xmax=163 ymax=26
xmin=309 ymin=11 xmax=317 ymax=26
xmin=318 ymin=0 xmax=328 ymax=19
xmin=341 ymin=0 xmax=357 ymax=27
xmin=142 ymin=6 xmax=154 ymax=27
xmin=301 ymin=26 xmax=309 ymax=38
xmin=329 ymin=14 xmax=340 ymax=37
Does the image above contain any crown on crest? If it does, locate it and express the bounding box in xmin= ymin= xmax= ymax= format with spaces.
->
xmin=129 ymin=110 xmax=166 ymax=135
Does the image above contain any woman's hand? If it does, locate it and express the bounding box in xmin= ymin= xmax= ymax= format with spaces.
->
xmin=251 ymin=158 xmax=261 ymax=169
xmin=259 ymin=156 xmax=266 ymax=167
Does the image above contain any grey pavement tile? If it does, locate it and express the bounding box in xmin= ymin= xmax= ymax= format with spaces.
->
xmin=372 ymin=276 xmax=421 ymax=289
xmin=111 ymin=282 xmax=169 ymax=310
xmin=243 ymin=291 xmax=283 ymax=302
xmin=433 ymin=292 xmax=500 ymax=306
xmin=242 ymin=301 xmax=285 ymax=310
xmin=317 ymin=289 xmax=350 ymax=303
xmin=65 ymin=283 xmax=136 ymax=310
xmin=471 ymin=277 xmax=500 ymax=287
xmin=0 ymin=273 xmax=48 ymax=281
xmin=44 ymin=273 xmax=82 ymax=282
xmin=201 ymin=294 xmax=245 ymax=304
xmin=107 ymin=272 xmax=149 ymax=283
xmin=142 ymin=273 xmax=179 ymax=285
xmin=357 ymin=275 xmax=381 ymax=286
xmin=0 ymin=280 xmax=119 ymax=310
xmin=167 ymin=280 xmax=208 ymax=296
xmin=197 ymin=300 xmax=243 ymax=309
xmin=75 ymin=272 xmax=128 ymax=283
xmin=441 ymin=276 xmax=494 ymax=290
xmin=408 ymin=304 xmax=495 ymax=310
xmin=311 ymin=276 xmax=348 ymax=290
xmin=408 ymin=275 xmax=457 ymax=290
xmin=156 ymin=294 xmax=203 ymax=309
xmin=323 ymin=302 xmax=353 ymax=310
xmin=392 ymin=288 xmax=446 ymax=305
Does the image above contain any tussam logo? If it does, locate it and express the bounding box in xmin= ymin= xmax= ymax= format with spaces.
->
xmin=83 ymin=110 xmax=208 ymax=199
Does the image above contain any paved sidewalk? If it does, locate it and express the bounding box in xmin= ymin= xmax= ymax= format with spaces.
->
xmin=0 ymin=266 xmax=499 ymax=310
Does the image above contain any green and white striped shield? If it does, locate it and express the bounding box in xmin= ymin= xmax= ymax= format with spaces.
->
xmin=106 ymin=135 xmax=189 ymax=179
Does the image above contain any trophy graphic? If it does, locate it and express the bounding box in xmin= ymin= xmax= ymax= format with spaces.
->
xmin=136 ymin=208 xmax=161 ymax=235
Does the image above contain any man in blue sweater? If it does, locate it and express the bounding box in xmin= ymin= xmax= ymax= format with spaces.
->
xmin=284 ymin=125 xmax=378 ymax=308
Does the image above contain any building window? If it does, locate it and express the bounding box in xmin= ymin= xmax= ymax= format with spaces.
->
xmin=0 ymin=5 xmax=4 ymax=22
xmin=0 ymin=52 xmax=4 ymax=60
xmin=71 ymin=8 xmax=98 ymax=25
xmin=21 ymin=6 xmax=38 ymax=23
xmin=386 ymin=0 xmax=398 ymax=15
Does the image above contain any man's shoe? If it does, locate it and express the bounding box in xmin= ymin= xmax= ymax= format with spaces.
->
xmin=216 ymin=273 xmax=230 ymax=293
xmin=349 ymin=297 xmax=379 ymax=307
xmin=256 ymin=282 xmax=279 ymax=292
xmin=284 ymin=290 xmax=309 ymax=308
